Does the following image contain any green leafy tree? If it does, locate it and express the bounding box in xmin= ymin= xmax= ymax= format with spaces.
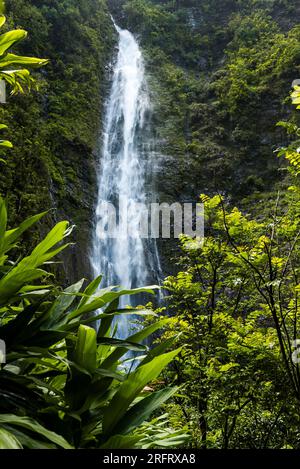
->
xmin=277 ymin=85 xmax=300 ymax=173
xmin=155 ymin=90 xmax=300 ymax=448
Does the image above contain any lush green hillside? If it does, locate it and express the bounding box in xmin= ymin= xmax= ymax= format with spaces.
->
xmin=1 ymin=0 xmax=300 ymax=279
xmin=0 ymin=0 xmax=116 ymax=282
xmin=111 ymin=0 xmax=300 ymax=201
xmin=107 ymin=0 xmax=300 ymax=274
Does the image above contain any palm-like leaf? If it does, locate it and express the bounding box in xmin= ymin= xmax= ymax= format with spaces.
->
xmin=0 ymin=198 xmax=185 ymax=448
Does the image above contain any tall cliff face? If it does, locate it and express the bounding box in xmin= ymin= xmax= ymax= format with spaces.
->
xmin=113 ymin=0 xmax=300 ymax=200
xmin=1 ymin=0 xmax=300 ymax=282
xmin=108 ymin=0 xmax=300 ymax=275
xmin=0 ymin=0 xmax=116 ymax=283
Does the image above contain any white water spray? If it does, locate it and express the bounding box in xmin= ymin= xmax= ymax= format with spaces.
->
xmin=91 ymin=22 xmax=161 ymax=338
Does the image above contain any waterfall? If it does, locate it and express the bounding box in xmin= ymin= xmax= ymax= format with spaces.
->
xmin=91 ymin=22 xmax=161 ymax=338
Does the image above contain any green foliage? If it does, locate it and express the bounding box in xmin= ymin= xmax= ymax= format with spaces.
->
xmin=292 ymin=86 xmax=300 ymax=110
xmin=0 ymin=196 xmax=188 ymax=449
xmin=0 ymin=1 xmax=116 ymax=274
xmin=0 ymin=13 xmax=48 ymax=95
xmin=2 ymin=0 xmax=300 ymax=450
xmin=150 ymin=95 xmax=300 ymax=448
xmin=1 ymin=0 xmax=299 ymax=274
xmin=156 ymin=191 xmax=300 ymax=448
xmin=277 ymin=86 xmax=300 ymax=173
xmin=0 ymin=5 xmax=47 ymax=154
xmin=122 ymin=0 xmax=202 ymax=66
xmin=116 ymin=0 xmax=300 ymax=204
xmin=215 ymin=13 xmax=300 ymax=114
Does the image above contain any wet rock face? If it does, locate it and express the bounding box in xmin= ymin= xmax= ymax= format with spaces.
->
xmin=117 ymin=0 xmax=299 ymax=278
xmin=55 ymin=142 xmax=99 ymax=284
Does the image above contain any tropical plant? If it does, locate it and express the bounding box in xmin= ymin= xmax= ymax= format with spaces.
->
xmin=0 ymin=196 xmax=188 ymax=448
xmin=0 ymin=0 xmax=48 ymax=154
xmin=0 ymin=1 xmax=48 ymax=93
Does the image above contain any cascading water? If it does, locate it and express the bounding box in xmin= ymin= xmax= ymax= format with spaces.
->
xmin=91 ymin=22 xmax=161 ymax=338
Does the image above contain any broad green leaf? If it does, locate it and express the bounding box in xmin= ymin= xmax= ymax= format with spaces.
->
xmin=96 ymin=337 xmax=147 ymax=352
xmin=0 ymin=415 xmax=72 ymax=449
xmin=0 ymin=30 xmax=27 ymax=55
xmin=0 ymin=196 xmax=7 ymax=256
xmin=68 ymin=286 xmax=157 ymax=320
xmin=64 ymin=308 xmax=155 ymax=332
xmin=0 ymin=427 xmax=22 ymax=449
xmin=5 ymin=426 xmax=56 ymax=449
xmin=0 ymin=268 xmax=47 ymax=305
xmin=42 ymin=279 xmax=85 ymax=328
xmin=101 ymin=319 xmax=170 ymax=369
xmin=116 ymin=387 xmax=179 ymax=435
xmin=3 ymin=211 xmax=47 ymax=254
xmin=28 ymin=221 xmax=71 ymax=265
xmin=0 ymin=15 xmax=6 ymax=28
xmin=103 ymin=348 xmax=181 ymax=434
xmin=0 ymin=53 xmax=48 ymax=68
xmin=100 ymin=434 xmax=141 ymax=449
xmin=77 ymin=275 xmax=102 ymax=309
xmin=65 ymin=326 xmax=97 ymax=411
xmin=74 ymin=325 xmax=97 ymax=373
xmin=0 ymin=140 xmax=12 ymax=148
xmin=140 ymin=430 xmax=190 ymax=449
xmin=139 ymin=336 xmax=178 ymax=366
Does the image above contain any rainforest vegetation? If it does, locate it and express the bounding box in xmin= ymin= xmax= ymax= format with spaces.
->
xmin=1 ymin=0 xmax=300 ymax=451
